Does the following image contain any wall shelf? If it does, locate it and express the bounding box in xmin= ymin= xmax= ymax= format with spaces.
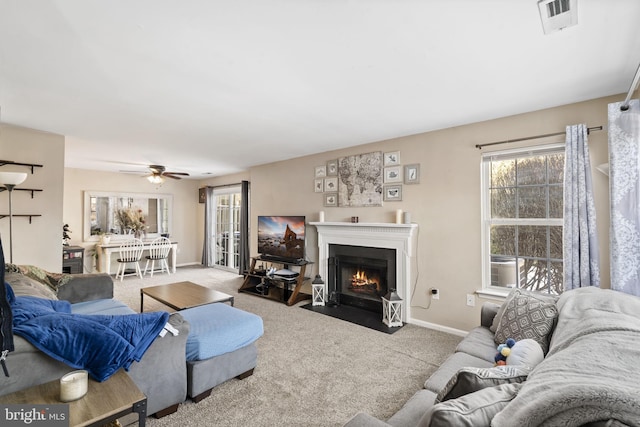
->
xmin=0 ymin=160 xmax=44 ymax=223
xmin=0 ymin=214 xmax=42 ymax=223
xmin=0 ymin=160 xmax=44 ymax=174
xmin=0 ymin=188 xmax=43 ymax=198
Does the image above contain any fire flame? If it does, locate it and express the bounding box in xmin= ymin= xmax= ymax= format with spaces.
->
xmin=354 ymin=270 xmax=368 ymax=283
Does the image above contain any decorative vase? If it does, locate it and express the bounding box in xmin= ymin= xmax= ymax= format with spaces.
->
xmin=101 ymin=235 xmax=111 ymax=245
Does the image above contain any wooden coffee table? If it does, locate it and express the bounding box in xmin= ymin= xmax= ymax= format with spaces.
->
xmin=0 ymin=369 xmax=146 ymax=427
xmin=140 ymin=281 xmax=234 ymax=312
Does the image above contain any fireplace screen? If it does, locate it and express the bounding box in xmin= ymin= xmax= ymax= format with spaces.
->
xmin=340 ymin=259 xmax=387 ymax=301
xmin=328 ymin=244 xmax=396 ymax=313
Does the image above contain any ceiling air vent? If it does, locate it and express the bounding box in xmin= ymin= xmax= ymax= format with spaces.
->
xmin=538 ymin=0 xmax=578 ymax=35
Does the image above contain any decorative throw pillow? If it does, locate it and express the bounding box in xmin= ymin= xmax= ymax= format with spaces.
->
xmin=419 ymin=383 xmax=522 ymax=427
xmin=436 ymin=365 xmax=530 ymax=403
xmin=491 ymin=288 xmax=558 ymax=333
xmin=5 ymin=263 xmax=72 ymax=291
xmin=4 ymin=272 xmax=58 ymax=300
xmin=493 ymin=289 xmax=558 ymax=355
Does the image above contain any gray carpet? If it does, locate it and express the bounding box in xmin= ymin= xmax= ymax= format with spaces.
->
xmin=114 ymin=266 xmax=461 ymax=427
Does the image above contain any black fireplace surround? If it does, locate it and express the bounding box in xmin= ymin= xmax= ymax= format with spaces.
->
xmin=328 ymin=244 xmax=396 ymax=313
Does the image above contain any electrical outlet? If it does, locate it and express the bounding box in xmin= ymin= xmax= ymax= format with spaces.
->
xmin=431 ymin=288 xmax=439 ymax=300
xmin=466 ymin=294 xmax=475 ymax=307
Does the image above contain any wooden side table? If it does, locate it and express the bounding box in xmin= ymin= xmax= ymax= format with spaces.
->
xmin=0 ymin=370 xmax=146 ymax=427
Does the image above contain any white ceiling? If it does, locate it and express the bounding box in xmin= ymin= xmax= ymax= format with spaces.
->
xmin=1 ymin=0 xmax=639 ymax=179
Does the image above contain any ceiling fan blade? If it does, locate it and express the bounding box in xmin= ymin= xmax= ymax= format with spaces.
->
xmin=164 ymin=172 xmax=189 ymax=177
xmin=163 ymin=173 xmax=185 ymax=180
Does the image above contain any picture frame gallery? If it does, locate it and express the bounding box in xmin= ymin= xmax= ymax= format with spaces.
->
xmin=314 ymin=151 xmax=419 ymax=206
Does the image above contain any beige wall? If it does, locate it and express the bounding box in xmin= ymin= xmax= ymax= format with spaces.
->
xmin=1 ymin=93 xmax=621 ymax=332
xmin=242 ymin=94 xmax=620 ymax=332
xmin=63 ymin=168 xmax=201 ymax=272
xmin=0 ymin=124 xmax=65 ymax=272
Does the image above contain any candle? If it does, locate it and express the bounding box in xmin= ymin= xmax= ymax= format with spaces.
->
xmin=395 ymin=209 xmax=403 ymax=224
xmin=403 ymin=211 xmax=411 ymax=224
xmin=60 ymin=370 xmax=88 ymax=402
xmin=318 ymin=211 xmax=325 ymax=222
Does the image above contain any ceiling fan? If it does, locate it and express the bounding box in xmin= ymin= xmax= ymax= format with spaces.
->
xmin=126 ymin=165 xmax=190 ymax=184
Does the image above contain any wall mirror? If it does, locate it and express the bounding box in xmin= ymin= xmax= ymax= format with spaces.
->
xmin=83 ymin=191 xmax=173 ymax=242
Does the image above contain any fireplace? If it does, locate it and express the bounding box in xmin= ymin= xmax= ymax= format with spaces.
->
xmin=328 ymin=244 xmax=396 ymax=313
xmin=312 ymin=222 xmax=418 ymax=323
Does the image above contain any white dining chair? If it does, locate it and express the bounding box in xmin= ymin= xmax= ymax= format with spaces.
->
xmin=115 ymin=238 xmax=145 ymax=281
xmin=144 ymin=237 xmax=172 ymax=277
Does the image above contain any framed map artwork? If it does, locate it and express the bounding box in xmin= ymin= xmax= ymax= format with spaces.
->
xmin=337 ymin=151 xmax=383 ymax=207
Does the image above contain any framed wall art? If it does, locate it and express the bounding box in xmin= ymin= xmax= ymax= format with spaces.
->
xmin=324 ymin=192 xmax=338 ymax=207
xmin=404 ymin=164 xmax=420 ymax=184
xmin=324 ymin=177 xmax=338 ymax=192
xmin=337 ymin=151 xmax=383 ymax=207
xmin=383 ymin=185 xmax=403 ymax=201
xmin=384 ymin=166 xmax=402 ymax=183
xmin=315 ymin=165 xmax=327 ymax=178
xmin=384 ymin=151 xmax=401 ymax=166
xmin=326 ymin=159 xmax=338 ymax=176
xmin=314 ymin=179 xmax=324 ymax=193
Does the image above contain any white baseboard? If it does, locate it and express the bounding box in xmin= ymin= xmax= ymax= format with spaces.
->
xmin=408 ymin=317 xmax=468 ymax=337
xmin=176 ymin=262 xmax=202 ymax=267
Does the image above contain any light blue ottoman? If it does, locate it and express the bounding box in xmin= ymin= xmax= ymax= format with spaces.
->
xmin=180 ymin=303 xmax=264 ymax=402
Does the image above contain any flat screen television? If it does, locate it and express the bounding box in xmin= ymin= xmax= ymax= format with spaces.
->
xmin=257 ymin=215 xmax=306 ymax=262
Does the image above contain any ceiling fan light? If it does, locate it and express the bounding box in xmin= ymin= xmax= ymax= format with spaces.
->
xmin=147 ymin=174 xmax=164 ymax=184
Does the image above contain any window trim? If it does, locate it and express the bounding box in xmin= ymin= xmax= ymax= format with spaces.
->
xmin=480 ymin=143 xmax=565 ymax=294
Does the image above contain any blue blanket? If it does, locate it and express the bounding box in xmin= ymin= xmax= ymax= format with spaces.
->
xmin=9 ymin=286 xmax=168 ymax=382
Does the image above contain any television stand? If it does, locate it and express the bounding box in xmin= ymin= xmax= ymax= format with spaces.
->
xmin=239 ymin=256 xmax=313 ymax=306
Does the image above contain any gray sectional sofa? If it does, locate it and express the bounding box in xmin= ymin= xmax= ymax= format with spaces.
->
xmin=1 ymin=267 xmax=189 ymax=417
xmin=345 ymin=287 xmax=640 ymax=427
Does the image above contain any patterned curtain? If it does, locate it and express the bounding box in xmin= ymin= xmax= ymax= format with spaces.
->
xmin=201 ymin=186 xmax=215 ymax=267
xmin=609 ymin=99 xmax=640 ymax=296
xmin=563 ymin=124 xmax=600 ymax=290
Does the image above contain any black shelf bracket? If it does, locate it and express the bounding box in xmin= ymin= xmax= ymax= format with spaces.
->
xmin=0 ymin=160 xmax=44 ymax=174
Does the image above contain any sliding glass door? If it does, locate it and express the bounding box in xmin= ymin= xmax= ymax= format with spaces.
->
xmin=212 ymin=186 xmax=241 ymax=271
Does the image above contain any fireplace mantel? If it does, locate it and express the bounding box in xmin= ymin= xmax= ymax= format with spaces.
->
xmin=310 ymin=221 xmax=418 ymax=323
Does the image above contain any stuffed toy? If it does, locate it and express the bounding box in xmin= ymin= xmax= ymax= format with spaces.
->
xmin=494 ymin=338 xmax=545 ymax=368
xmin=494 ymin=337 xmax=517 ymax=366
